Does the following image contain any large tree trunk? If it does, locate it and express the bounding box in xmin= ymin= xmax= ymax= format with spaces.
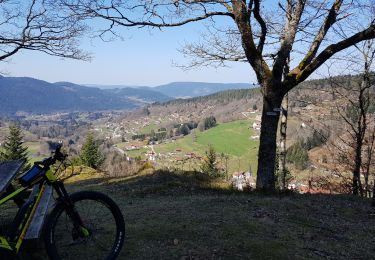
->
xmin=256 ymin=93 xmax=283 ymax=191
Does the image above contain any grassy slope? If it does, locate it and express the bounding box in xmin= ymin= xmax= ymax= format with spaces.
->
xmin=139 ymin=123 xmax=158 ymax=134
xmin=155 ymin=120 xmax=259 ymax=173
xmin=4 ymin=171 xmax=374 ymax=260
xmin=126 ymin=147 xmax=148 ymax=158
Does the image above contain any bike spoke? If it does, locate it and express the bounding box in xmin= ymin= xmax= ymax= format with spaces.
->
xmin=51 ymin=197 xmax=119 ymax=260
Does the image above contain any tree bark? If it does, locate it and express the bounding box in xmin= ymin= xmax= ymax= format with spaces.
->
xmin=256 ymin=92 xmax=283 ymax=191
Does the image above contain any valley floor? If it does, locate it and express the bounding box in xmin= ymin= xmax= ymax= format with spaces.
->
xmin=6 ymin=171 xmax=375 ymax=259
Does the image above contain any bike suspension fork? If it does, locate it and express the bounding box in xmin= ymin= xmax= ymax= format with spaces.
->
xmin=52 ymin=182 xmax=85 ymax=227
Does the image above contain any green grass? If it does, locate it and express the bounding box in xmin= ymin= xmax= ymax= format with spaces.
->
xmin=126 ymin=147 xmax=148 ymax=158
xmin=24 ymin=141 xmax=41 ymax=155
xmin=139 ymin=123 xmax=158 ymax=134
xmin=155 ymin=120 xmax=259 ymax=173
xmin=113 ymin=119 xmax=259 ymax=173
xmin=4 ymin=170 xmax=375 ymax=260
xmin=197 ymin=121 xmax=258 ymax=156
xmin=114 ymin=141 xmax=128 ymax=147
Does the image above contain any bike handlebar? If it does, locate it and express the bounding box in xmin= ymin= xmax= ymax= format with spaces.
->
xmin=35 ymin=144 xmax=67 ymax=168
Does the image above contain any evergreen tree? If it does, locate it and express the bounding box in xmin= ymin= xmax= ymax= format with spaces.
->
xmin=0 ymin=125 xmax=30 ymax=172
xmin=80 ymin=132 xmax=104 ymax=169
xmin=201 ymin=145 xmax=219 ymax=177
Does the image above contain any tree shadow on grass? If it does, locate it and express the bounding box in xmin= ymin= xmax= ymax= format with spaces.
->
xmin=68 ymin=169 xmax=237 ymax=197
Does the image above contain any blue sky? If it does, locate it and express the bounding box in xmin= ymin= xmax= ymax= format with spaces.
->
xmin=0 ymin=0 xmax=370 ymax=87
xmin=0 ymin=20 xmax=255 ymax=87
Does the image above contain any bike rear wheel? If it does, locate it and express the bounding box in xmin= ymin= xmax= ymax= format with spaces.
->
xmin=44 ymin=191 xmax=125 ymax=260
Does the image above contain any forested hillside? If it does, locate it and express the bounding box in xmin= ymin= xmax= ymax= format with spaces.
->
xmin=0 ymin=77 xmax=173 ymax=115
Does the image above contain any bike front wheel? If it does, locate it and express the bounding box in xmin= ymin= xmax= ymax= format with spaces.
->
xmin=44 ymin=191 xmax=125 ymax=260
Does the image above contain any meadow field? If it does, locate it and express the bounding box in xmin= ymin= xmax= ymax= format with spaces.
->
xmin=123 ymin=120 xmax=260 ymax=175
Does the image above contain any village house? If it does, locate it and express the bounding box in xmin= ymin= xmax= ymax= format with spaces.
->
xmin=232 ymin=172 xmax=256 ymax=191
xmin=252 ymin=122 xmax=261 ymax=131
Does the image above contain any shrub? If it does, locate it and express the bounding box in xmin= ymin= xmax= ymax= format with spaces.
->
xmin=286 ymin=140 xmax=309 ymax=170
xmin=179 ymin=124 xmax=190 ymax=136
xmin=203 ymin=116 xmax=217 ymax=130
xmin=304 ymin=129 xmax=330 ymax=150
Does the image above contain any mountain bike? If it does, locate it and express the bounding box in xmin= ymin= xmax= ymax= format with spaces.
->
xmin=0 ymin=144 xmax=125 ymax=259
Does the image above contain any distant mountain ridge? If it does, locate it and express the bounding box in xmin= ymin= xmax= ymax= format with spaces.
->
xmin=84 ymin=84 xmax=148 ymax=89
xmin=0 ymin=76 xmax=255 ymax=115
xmin=103 ymin=87 xmax=171 ymax=103
xmin=86 ymin=82 xmax=256 ymax=98
xmin=152 ymin=82 xmax=255 ymax=98
xmin=0 ymin=77 xmax=170 ymax=115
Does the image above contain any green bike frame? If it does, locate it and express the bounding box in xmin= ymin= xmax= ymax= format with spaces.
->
xmin=0 ymin=168 xmax=57 ymax=254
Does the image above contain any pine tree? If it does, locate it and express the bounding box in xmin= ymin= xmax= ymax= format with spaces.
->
xmin=80 ymin=132 xmax=104 ymax=169
xmin=201 ymin=145 xmax=219 ymax=177
xmin=0 ymin=125 xmax=30 ymax=172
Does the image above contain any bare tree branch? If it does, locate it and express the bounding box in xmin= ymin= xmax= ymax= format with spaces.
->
xmin=286 ymin=24 xmax=375 ymax=89
xmin=273 ymin=0 xmax=306 ymax=82
xmin=298 ymin=0 xmax=343 ymax=71
xmin=60 ymin=0 xmax=234 ymax=28
xmin=0 ymin=0 xmax=89 ymax=61
xmin=252 ymin=0 xmax=267 ymax=53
